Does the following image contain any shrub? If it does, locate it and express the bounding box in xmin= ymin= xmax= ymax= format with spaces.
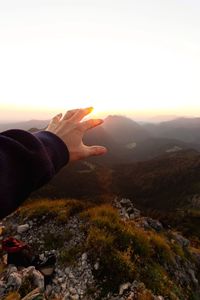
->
xmin=141 ymin=263 xmax=182 ymax=299
xmin=59 ymin=245 xmax=83 ymax=266
xmin=3 ymin=292 xmax=21 ymax=300
xmin=150 ymin=233 xmax=174 ymax=263
xmin=19 ymin=198 xmax=87 ymax=222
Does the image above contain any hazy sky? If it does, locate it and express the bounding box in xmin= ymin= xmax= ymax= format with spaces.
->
xmin=0 ymin=0 xmax=200 ymax=121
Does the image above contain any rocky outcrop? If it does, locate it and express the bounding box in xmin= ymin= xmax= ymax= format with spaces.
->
xmin=1 ymin=198 xmax=200 ymax=299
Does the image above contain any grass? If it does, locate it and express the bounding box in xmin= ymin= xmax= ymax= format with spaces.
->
xmin=3 ymin=292 xmax=21 ymax=300
xmin=18 ymin=275 xmax=35 ymax=298
xmin=150 ymin=233 xmax=174 ymax=263
xmin=83 ymin=204 xmax=188 ymax=299
xmin=140 ymin=263 xmax=183 ymax=300
xmin=58 ymin=245 xmax=83 ymax=265
xmin=19 ymin=198 xmax=88 ymax=223
xmin=43 ymin=229 xmax=72 ymax=250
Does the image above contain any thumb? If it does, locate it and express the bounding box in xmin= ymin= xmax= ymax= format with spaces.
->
xmin=86 ymin=146 xmax=107 ymax=157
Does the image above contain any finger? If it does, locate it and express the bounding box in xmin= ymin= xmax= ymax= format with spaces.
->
xmin=63 ymin=109 xmax=79 ymax=120
xmin=48 ymin=113 xmax=62 ymax=126
xmin=70 ymin=107 xmax=93 ymax=122
xmin=80 ymin=119 xmax=103 ymax=132
xmin=85 ymin=145 xmax=107 ymax=158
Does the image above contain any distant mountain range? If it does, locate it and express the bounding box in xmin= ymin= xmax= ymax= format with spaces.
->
xmin=1 ymin=115 xmax=200 ymax=162
xmin=143 ymin=117 xmax=200 ymax=143
xmin=0 ymin=119 xmax=49 ymax=132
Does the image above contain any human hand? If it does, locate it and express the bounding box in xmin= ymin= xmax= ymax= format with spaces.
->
xmin=46 ymin=107 xmax=107 ymax=162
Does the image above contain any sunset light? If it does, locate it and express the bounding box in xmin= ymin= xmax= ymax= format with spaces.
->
xmin=0 ymin=1 xmax=200 ymax=122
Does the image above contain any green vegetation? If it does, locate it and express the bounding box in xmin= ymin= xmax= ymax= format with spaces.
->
xmin=83 ymin=204 xmax=189 ymax=299
xmin=43 ymin=229 xmax=72 ymax=250
xmin=18 ymin=276 xmax=34 ymax=298
xmin=19 ymin=198 xmax=88 ymax=223
xmin=59 ymin=245 xmax=83 ymax=266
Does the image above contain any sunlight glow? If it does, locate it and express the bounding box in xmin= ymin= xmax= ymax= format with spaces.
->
xmin=0 ymin=0 xmax=200 ymax=121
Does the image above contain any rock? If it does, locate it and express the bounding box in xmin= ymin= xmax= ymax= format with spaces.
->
xmin=172 ymin=233 xmax=190 ymax=247
xmin=7 ymin=265 xmax=18 ymax=274
xmin=69 ymin=272 xmax=75 ymax=279
xmin=147 ymin=218 xmax=163 ymax=232
xmin=69 ymin=287 xmax=77 ymax=295
xmin=120 ymin=198 xmax=132 ymax=207
xmin=188 ymin=269 xmax=198 ymax=286
xmin=65 ymin=267 xmax=70 ymax=275
xmin=32 ymin=269 xmax=44 ymax=291
xmin=61 ymin=282 xmax=67 ymax=291
xmin=70 ymin=295 xmax=79 ymax=300
xmin=81 ymin=253 xmax=87 ymax=261
xmin=22 ymin=266 xmax=45 ymax=292
xmin=17 ymin=224 xmax=30 ymax=234
xmin=119 ymin=282 xmax=131 ymax=296
xmin=7 ymin=272 xmax=22 ymax=289
xmin=2 ymin=254 xmax=7 ymax=265
xmin=94 ymin=262 xmax=99 ymax=270
xmin=29 ymin=220 xmax=33 ymax=227
xmin=63 ymin=292 xmax=70 ymax=299
xmin=58 ymin=277 xmax=64 ymax=284
xmin=39 ymin=254 xmax=45 ymax=261
xmin=14 ymin=235 xmax=21 ymax=240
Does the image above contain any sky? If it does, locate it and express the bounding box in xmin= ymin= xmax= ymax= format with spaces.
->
xmin=0 ymin=0 xmax=200 ymax=122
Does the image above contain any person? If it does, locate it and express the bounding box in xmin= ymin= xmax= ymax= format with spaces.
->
xmin=0 ymin=107 xmax=107 ymax=219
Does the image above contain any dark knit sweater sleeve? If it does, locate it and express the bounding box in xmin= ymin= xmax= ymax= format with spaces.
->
xmin=0 ymin=130 xmax=69 ymax=219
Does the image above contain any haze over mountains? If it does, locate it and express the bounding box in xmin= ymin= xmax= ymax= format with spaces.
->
xmin=1 ymin=115 xmax=200 ymax=163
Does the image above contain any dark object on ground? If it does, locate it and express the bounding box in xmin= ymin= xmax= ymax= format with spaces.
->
xmin=34 ymin=254 xmax=56 ymax=277
xmin=2 ymin=237 xmax=32 ymax=267
xmin=2 ymin=237 xmax=56 ymax=277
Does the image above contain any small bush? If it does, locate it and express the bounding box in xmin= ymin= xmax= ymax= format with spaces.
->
xmin=19 ymin=198 xmax=87 ymax=222
xmin=19 ymin=275 xmax=34 ymax=298
xmin=150 ymin=233 xmax=174 ymax=263
xmin=43 ymin=232 xmax=65 ymax=251
xmin=59 ymin=245 xmax=83 ymax=266
xmin=141 ymin=263 xmax=182 ymax=299
xmin=3 ymin=292 xmax=21 ymax=300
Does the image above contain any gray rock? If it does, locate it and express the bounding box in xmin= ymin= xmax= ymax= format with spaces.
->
xmin=174 ymin=233 xmax=190 ymax=247
xmin=69 ymin=287 xmax=77 ymax=295
xmin=81 ymin=253 xmax=87 ymax=261
xmin=17 ymin=224 xmax=30 ymax=234
xmin=188 ymin=269 xmax=198 ymax=286
xmin=94 ymin=262 xmax=100 ymax=270
xmin=119 ymin=282 xmax=131 ymax=296
xmin=63 ymin=292 xmax=70 ymax=299
xmin=147 ymin=218 xmax=163 ymax=232
xmin=7 ymin=265 xmax=18 ymax=274
xmin=7 ymin=272 xmax=22 ymax=289
xmin=120 ymin=198 xmax=132 ymax=207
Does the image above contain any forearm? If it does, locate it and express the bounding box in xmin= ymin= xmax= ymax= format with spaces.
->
xmin=0 ymin=130 xmax=69 ymax=219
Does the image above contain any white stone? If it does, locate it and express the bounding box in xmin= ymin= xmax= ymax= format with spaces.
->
xmin=94 ymin=262 xmax=99 ymax=270
xmin=69 ymin=287 xmax=77 ymax=295
xmin=119 ymin=282 xmax=131 ymax=296
xmin=81 ymin=253 xmax=87 ymax=261
xmin=17 ymin=224 xmax=30 ymax=234
xmin=7 ymin=272 xmax=22 ymax=289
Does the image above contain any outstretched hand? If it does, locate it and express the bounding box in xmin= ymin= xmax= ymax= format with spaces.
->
xmin=46 ymin=107 xmax=107 ymax=162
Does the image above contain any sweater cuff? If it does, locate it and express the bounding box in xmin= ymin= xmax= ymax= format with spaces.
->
xmin=34 ymin=131 xmax=69 ymax=173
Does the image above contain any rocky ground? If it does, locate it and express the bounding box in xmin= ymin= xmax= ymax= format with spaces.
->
xmin=0 ymin=198 xmax=200 ymax=299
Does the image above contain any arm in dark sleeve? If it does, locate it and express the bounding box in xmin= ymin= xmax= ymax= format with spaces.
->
xmin=0 ymin=130 xmax=69 ymax=219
